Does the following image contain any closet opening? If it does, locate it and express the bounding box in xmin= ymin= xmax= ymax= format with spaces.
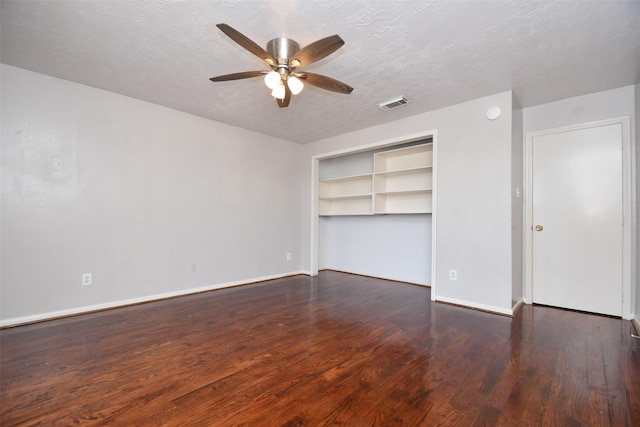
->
xmin=310 ymin=130 xmax=437 ymax=298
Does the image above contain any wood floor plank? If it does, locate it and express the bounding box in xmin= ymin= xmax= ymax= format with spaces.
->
xmin=2 ymin=271 xmax=639 ymax=426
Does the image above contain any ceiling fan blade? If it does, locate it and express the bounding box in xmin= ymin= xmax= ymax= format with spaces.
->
xmin=298 ymin=72 xmax=353 ymax=94
xmin=290 ymin=35 xmax=344 ymax=68
xmin=277 ymin=83 xmax=292 ymax=108
xmin=216 ymin=23 xmax=275 ymax=65
xmin=210 ymin=71 xmax=265 ymax=82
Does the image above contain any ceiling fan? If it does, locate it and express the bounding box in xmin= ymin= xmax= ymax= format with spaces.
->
xmin=210 ymin=24 xmax=353 ymax=108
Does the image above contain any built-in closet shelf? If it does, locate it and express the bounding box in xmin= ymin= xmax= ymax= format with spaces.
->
xmin=374 ymin=190 xmax=433 ymax=214
xmin=319 ymin=194 xmax=371 ymax=200
xmin=319 ymin=195 xmax=373 ymax=216
xmin=374 ymin=144 xmax=433 ymax=173
xmin=374 ymin=189 xmax=433 ymax=195
xmin=374 ymin=166 xmax=433 ymax=176
xmin=318 ymin=174 xmax=372 ymax=200
xmin=373 ymin=167 xmax=433 ymax=194
xmin=319 ymin=143 xmax=433 ymax=216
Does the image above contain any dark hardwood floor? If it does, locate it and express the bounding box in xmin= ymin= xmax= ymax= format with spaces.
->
xmin=1 ymin=271 xmax=639 ymax=426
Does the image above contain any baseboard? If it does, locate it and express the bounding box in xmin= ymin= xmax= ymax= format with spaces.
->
xmin=512 ymin=298 xmax=525 ymax=316
xmin=0 ymin=270 xmax=309 ymax=328
xmin=632 ymin=318 xmax=640 ymax=335
xmin=435 ymin=295 xmax=515 ymax=317
xmin=324 ymin=269 xmax=430 ymax=287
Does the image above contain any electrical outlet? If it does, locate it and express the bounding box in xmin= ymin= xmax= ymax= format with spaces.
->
xmin=190 ymin=264 xmax=197 ymax=273
xmin=449 ymin=270 xmax=457 ymax=281
xmin=286 ymin=253 xmax=292 ymax=261
xmin=82 ymin=273 xmax=92 ymax=286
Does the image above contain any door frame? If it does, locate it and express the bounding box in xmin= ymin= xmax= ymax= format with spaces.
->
xmin=524 ymin=116 xmax=633 ymax=319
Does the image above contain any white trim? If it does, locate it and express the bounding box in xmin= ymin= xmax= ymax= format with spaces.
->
xmin=313 ymin=130 xmax=437 ymax=160
xmin=524 ymin=117 xmax=633 ymax=319
xmin=512 ymin=298 xmax=525 ymax=315
xmin=436 ymin=296 xmax=515 ymax=316
xmin=310 ymin=157 xmax=320 ymax=275
xmin=309 ymin=129 xmax=438 ymax=292
xmin=431 ymin=130 xmax=438 ymax=301
xmin=0 ymin=271 xmax=309 ymax=328
xmin=633 ymin=318 xmax=640 ymax=335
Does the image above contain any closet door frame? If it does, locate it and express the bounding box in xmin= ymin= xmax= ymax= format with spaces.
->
xmin=310 ymin=129 xmax=438 ymax=300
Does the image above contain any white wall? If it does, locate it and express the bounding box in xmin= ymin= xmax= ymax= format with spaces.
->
xmin=636 ymin=82 xmax=640 ymax=326
xmin=0 ymin=65 xmax=306 ymax=324
xmin=5 ymin=64 xmax=633 ymax=325
xmin=305 ymin=92 xmax=516 ymax=314
xmin=523 ymin=85 xmax=637 ymax=320
xmin=523 ymin=86 xmax=636 ymax=134
xmin=320 ymin=215 xmax=432 ymax=285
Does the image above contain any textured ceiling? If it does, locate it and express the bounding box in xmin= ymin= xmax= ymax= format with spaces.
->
xmin=1 ymin=0 xmax=639 ymax=144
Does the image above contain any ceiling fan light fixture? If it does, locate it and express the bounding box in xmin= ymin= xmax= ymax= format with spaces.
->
xmin=264 ymin=71 xmax=281 ymax=89
xmin=287 ymin=76 xmax=304 ymax=95
xmin=211 ymin=24 xmax=352 ymax=108
xmin=271 ymin=82 xmax=286 ymax=100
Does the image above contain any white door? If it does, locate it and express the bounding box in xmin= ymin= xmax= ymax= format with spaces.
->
xmin=531 ymin=122 xmax=623 ymax=316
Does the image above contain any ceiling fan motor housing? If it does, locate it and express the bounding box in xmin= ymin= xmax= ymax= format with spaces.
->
xmin=266 ymin=38 xmax=300 ymax=70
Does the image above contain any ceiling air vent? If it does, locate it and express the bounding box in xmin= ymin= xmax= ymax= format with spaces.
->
xmin=378 ymin=96 xmax=410 ymax=111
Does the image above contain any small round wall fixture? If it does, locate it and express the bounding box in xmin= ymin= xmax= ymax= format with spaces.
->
xmin=486 ymin=106 xmax=501 ymax=120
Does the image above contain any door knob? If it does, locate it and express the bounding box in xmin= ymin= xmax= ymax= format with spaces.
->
xmin=535 ymin=225 xmax=543 ymax=231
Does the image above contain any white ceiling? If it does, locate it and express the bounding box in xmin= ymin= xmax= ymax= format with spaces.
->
xmin=2 ymin=0 xmax=639 ymax=144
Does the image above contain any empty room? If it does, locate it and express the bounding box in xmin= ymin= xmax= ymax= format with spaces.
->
xmin=1 ymin=1 xmax=639 ymax=425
